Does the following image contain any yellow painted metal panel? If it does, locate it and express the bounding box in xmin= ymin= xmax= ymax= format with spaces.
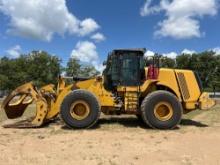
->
xmin=156 ymin=69 xmax=182 ymax=100
xmin=76 ymin=78 xmax=115 ymax=107
xmin=46 ymin=84 xmax=73 ymax=119
xmin=175 ymin=70 xmax=201 ymax=102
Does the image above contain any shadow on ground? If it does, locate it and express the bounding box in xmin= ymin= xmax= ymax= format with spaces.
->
xmin=180 ymin=119 xmax=208 ymax=127
xmin=61 ymin=116 xmax=208 ymax=130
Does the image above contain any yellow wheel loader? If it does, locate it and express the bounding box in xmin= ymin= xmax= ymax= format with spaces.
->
xmin=1 ymin=49 xmax=216 ymax=129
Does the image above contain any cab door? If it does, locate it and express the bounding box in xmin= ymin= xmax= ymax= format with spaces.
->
xmin=121 ymin=54 xmax=140 ymax=86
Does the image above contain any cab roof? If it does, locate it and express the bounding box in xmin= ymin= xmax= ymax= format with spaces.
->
xmin=112 ymin=48 xmax=146 ymax=54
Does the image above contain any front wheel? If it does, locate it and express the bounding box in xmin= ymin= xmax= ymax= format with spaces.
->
xmin=60 ymin=89 xmax=101 ymax=129
xmin=141 ymin=91 xmax=183 ymax=129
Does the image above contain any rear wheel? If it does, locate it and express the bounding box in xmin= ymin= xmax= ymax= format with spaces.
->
xmin=60 ymin=90 xmax=100 ymax=129
xmin=141 ymin=91 xmax=182 ymax=129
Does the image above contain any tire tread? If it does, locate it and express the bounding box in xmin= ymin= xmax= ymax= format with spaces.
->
xmin=141 ymin=90 xmax=183 ymax=129
xmin=60 ymin=89 xmax=101 ymax=129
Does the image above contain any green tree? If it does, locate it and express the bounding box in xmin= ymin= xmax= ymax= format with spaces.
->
xmin=160 ymin=57 xmax=175 ymax=68
xmin=26 ymin=51 xmax=61 ymax=87
xmin=0 ymin=51 xmax=61 ymax=90
xmin=192 ymin=51 xmax=217 ymax=90
xmin=80 ymin=66 xmax=100 ymax=77
xmin=65 ymin=58 xmax=100 ymax=77
xmin=1 ymin=50 xmax=220 ymax=92
xmin=65 ymin=58 xmax=81 ymax=77
xmin=176 ymin=54 xmax=191 ymax=69
xmin=0 ymin=56 xmax=27 ymax=90
xmin=176 ymin=51 xmax=220 ymax=91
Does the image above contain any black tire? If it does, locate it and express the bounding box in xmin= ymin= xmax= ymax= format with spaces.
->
xmin=141 ymin=91 xmax=183 ymax=129
xmin=60 ymin=89 xmax=101 ymax=129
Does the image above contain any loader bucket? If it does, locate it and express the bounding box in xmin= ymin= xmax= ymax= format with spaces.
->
xmin=2 ymin=93 xmax=33 ymax=119
xmin=1 ymin=83 xmax=49 ymax=128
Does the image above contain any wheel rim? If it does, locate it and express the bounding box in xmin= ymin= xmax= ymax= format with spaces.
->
xmin=70 ymin=100 xmax=90 ymax=120
xmin=153 ymin=102 xmax=173 ymax=121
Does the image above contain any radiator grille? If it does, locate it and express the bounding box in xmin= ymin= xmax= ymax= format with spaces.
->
xmin=177 ymin=72 xmax=190 ymax=100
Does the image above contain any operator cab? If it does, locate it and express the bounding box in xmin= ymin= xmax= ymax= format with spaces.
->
xmin=103 ymin=49 xmax=146 ymax=90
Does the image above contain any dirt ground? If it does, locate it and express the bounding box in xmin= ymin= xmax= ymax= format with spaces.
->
xmin=0 ymin=102 xmax=220 ymax=165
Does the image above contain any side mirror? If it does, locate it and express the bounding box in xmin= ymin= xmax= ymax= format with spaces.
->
xmin=103 ymin=61 xmax=107 ymax=66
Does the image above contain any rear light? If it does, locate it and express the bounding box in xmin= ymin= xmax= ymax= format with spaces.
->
xmin=147 ymin=65 xmax=159 ymax=79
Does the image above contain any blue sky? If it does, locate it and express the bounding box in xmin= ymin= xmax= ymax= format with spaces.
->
xmin=0 ymin=0 xmax=220 ymax=69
